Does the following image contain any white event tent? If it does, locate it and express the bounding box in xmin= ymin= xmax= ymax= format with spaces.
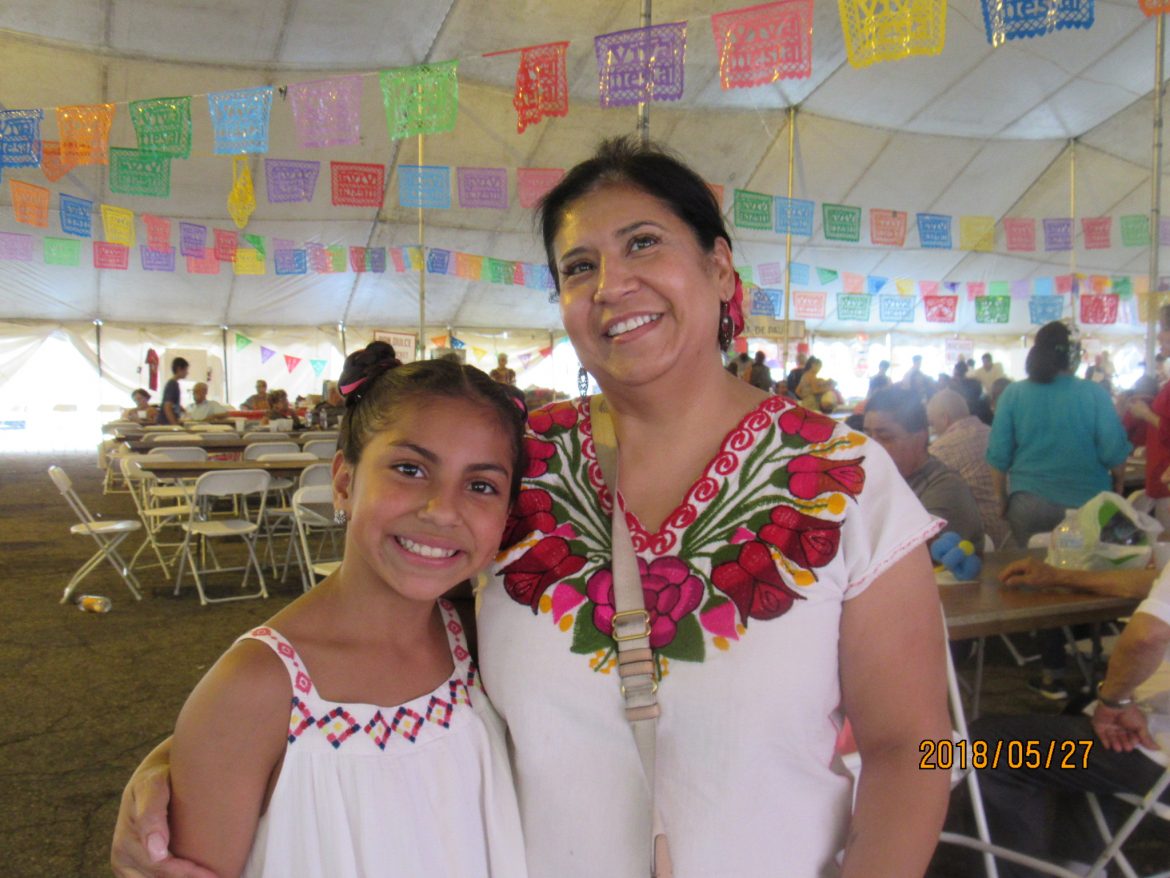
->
xmin=1 ymin=0 xmax=1168 ymax=448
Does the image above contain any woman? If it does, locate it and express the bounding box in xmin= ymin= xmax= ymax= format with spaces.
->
xmin=112 ymin=139 xmax=951 ymax=878
xmin=796 ymin=356 xmax=840 ymax=414
xmin=260 ymin=389 xmax=304 ymax=430
xmin=987 ymin=320 xmax=1131 ymax=698
xmin=122 ymin=388 xmax=157 ymax=422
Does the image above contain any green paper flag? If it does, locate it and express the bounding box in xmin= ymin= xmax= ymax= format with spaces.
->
xmin=816 ymin=267 xmax=839 ymax=285
xmin=379 ymin=61 xmax=459 ymax=140
xmin=975 ymin=296 xmax=1010 ymax=324
xmin=242 ymin=233 xmax=266 ymax=257
xmin=235 ymin=333 xmax=252 ymax=351
xmin=329 ymin=245 xmax=347 ymax=272
xmin=732 ymin=189 xmax=772 ymax=230
xmin=989 ymin=280 xmax=1010 ymax=298
xmin=822 ymin=204 xmax=861 ymax=242
xmin=109 ymin=148 xmax=171 ymax=198
xmin=43 ymin=237 xmax=81 ymax=266
xmin=735 ymin=265 xmax=753 ymax=284
xmin=1121 ymin=215 xmax=1150 ymax=247
xmin=1112 ymin=276 xmax=1133 ymax=298
xmin=129 ymin=96 xmax=192 ymax=159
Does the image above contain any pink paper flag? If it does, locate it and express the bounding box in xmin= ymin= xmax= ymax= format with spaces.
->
xmin=966 ymin=281 xmax=985 ymax=302
xmin=1003 ymin=217 xmax=1036 ymax=252
xmin=1082 ymin=217 xmax=1112 ymax=250
xmin=517 ymin=168 xmax=565 ymax=209
xmin=792 ymin=291 xmax=825 ymax=319
xmin=842 ymin=272 xmax=864 ymax=293
xmin=287 ymin=76 xmax=363 ymax=148
xmin=186 ymin=250 xmax=221 ymax=274
xmin=869 ymin=208 xmax=907 ymax=247
xmin=93 ymin=241 xmax=129 ymax=269
xmin=923 ymin=295 xmax=957 ymax=323
xmin=757 ymin=262 xmax=783 ymax=285
xmin=142 ymin=214 xmax=171 ymax=252
xmin=1054 ymin=275 xmax=1074 ymax=295
xmin=389 ymin=247 xmax=407 ymax=273
xmin=214 ymin=229 xmax=238 ymax=262
xmin=918 ymin=280 xmax=939 ymax=298
xmin=711 ymin=0 xmax=814 ymax=88
xmin=0 ymin=232 xmax=35 ymax=261
xmin=284 ymin=354 xmax=301 ymax=373
xmin=349 ymin=247 xmax=367 ymax=273
xmin=1080 ymin=294 xmax=1119 ymax=325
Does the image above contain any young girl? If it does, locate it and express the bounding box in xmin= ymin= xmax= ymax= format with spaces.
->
xmin=166 ymin=342 xmax=528 ymax=877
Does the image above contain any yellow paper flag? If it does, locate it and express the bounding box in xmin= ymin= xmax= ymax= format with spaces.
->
xmin=894 ymin=278 xmax=915 ymax=297
xmin=233 ymin=248 xmax=266 ymax=275
xmin=10 ymin=180 xmax=50 ymax=228
xmin=101 ymin=204 xmax=136 ymax=247
xmin=960 ymin=216 xmax=995 ymax=252
xmin=406 ymin=247 xmax=424 ymax=271
xmin=227 ymin=157 xmax=256 ymax=229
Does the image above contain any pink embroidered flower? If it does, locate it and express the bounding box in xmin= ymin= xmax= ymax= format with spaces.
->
xmin=502 ymin=536 xmax=586 ymax=612
xmin=711 ymin=540 xmax=804 ymax=624
xmin=586 ymin=556 xmax=703 ymax=649
xmin=529 ymin=400 xmax=579 ymax=435
xmin=759 ymin=505 xmax=842 ymax=569
xmin=787 ymin=454 xmax=866 ymax=500
xmin=779 ymin=405 xmax=835 ymax=444
xmin=501 ymin=488 xmax=557 ymax=550
xmin=699 ymin=600 xmax=740 ymax=639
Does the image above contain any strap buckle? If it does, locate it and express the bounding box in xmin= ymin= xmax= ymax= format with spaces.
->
xmin=620 ymin=676 xmax=659 ymax=699
xmin=611 ymin=608 xmax=651 ymax=642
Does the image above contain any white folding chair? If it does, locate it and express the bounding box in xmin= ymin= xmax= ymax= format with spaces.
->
xmin=1084 ymin=766 xmax=1170 ymax=878
xmin=174 ymin=469 xmax=271 ymax=606
xmin=194 ymin=423 xmax=234 ymax=432
xmin=120 ymin=456 xmax=193 ymax=577
xmin=145 ymin=446 xmax=208 ymax=462
xmin=243 ymin=441 xmax=299 ymax=459
xmin=244 ymin=431 xmax=289 ymax=440
xmin=303 ymin=439 xmax=337 ymax=460
xmin=299 ymin=431 xmax=339 ymax=442
xmin=255 ymin=452 xmax=319 ymax=572
xmin=144 ymin=432 xmax=197 ymax=444
xmin=300 ymin=462 xmax=333 ymax=488
xmin=292 ymin=485 xmax=344 ymax=591
xmin=48 ymin=465 xmax=143 ymax=603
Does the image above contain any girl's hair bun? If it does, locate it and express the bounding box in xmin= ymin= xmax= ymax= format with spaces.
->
xmin=339 ymin=341 xmax=402 ymax=403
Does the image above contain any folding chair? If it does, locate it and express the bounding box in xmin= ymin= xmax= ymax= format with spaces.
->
xmin=48 ymin=465 xmax=143 ymax=603
xmin=292 ymin=485 xmax=344 ymax=591
xmin=174 ymin=469 xmax=271 ymax=606
xmin=243 ymin=441 xmax=299 ymax=459
xmin=303 ymin=439 xmax=338 ymax=460
xmin=1084 ymin=765 xmax=1170 ymax=878
xmin=299 ymin=431 xmax=339 ymax=442
xmin=120 ymin=457 xmax=193 ymax=577
xmin=244 ymin=431 xmax=289 ymax=440
xmin=300 ymin=462 xmax=333 ymax=488
xmin=255 ymin=452 xmax=319 ymax=572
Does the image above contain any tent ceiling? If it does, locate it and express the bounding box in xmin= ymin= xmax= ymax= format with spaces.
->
xmin=0 ymin=0 xmax=1168 ymax=335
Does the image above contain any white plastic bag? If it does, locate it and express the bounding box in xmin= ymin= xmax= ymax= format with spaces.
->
xmin=1075 ymin=491 xmax=1163 ymax=570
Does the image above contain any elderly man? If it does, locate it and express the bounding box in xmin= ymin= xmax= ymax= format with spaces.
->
xmin=864 ymin=386 xmax=984 ymax=551
xmin=968 ymin=557 xmax=1170 ymax=877
xmin=241 ymin=379 xmax=268 ymax=411
xmin=311 ymin=381 xmax=346 ymax=429
xmin=927 ymin=389 xmax=1008 ymax=549
xmin=183 ymin=383 xmax=231 ymax=423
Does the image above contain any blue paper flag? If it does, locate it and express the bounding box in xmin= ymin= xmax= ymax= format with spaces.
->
xmin=207 ymin=87 xmax=274 ymax=154
xmin=1029 ymin=296 xmax=1065 ymax=324
xmin=59 ymin=193 xmax=92 ymax=238
xmin=751 ymin=288 xmax=781 ymax=317
xmin=866 ymin=275 xmax=888 ymax=295
xmin=274 ymin=248 xmax=308 ymax=275
xmin=367 ymin=247 xmax=387 ymax=273
xmin=0 ymin=109 xmax=43 ymax=168
xmin=774 ymin=196 xmax=815 ymax=236
xmin=981 ymin=0 xmax=1093 ymax=45
xmin=879 ymin=295 xmax=916 ymax=323
xmin=399 ymin=165 xmax=451 ymax=209
xmin=917 ymin=213 xmax=952 ymax=249
xmin=427 ymin=248 xmax=452 ymax=274
xmin=1033 ymin=276 xmax=1055 ymax=297
xmin=789 ymin=262 xmax=810 ymax=285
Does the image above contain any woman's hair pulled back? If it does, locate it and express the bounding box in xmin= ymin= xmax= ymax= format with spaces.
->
xmin=1025 ymin=321 xmax=1073 ymax=383
xmin=538 ymin=135 xmax=731 ymax=293
xmin=338 ymin=342 xmax=528 ymax=499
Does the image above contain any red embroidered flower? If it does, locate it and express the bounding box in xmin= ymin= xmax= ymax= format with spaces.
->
xmin=759 ymin=504 xmax=842 ymax=569
xmin=778 ymin=405 xmax=836 ymax=444
xmin=586 ymin=556 xmax=703 ymax=649
xmin=711 ymin=541 xmax=805 ymax=624
xmin=529 ymin=400 xmax=578 ymax=435
xmin=524 ymin=436 xmax=557 ymax=478
xmin=500 ymin=488 xmax=557 ymax=550
xmin=501 ymin=536 xmax=586 ymax=613
xmin=787 ymin=454 xmax=866 ymax=500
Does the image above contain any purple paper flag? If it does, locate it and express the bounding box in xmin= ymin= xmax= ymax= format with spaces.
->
xmin=1160 ymin=218 xmax=1170 ymax=247
xmin=265 ymin=158 xmax=321 ymax=203
xmin=1011 ymin=279 xmax=1031 ymax=300
xmin=367 ymin=247 xmax=386 ymax=273
xmin=0 ymin=231 xmax=35 ymax=261
xmin=1043 ymin=218 xmax=1072 ymax=252
xmin=457 ymin=167 xmax=508 ymax=209
xmin=287 ymin=76 xmax=362 ymax=148
xmin=140 ymin=245 xmax=176 ymax=272
xmin=595 ymin=22 xmax=687 ymax=108
xmin=179 ymin=222 xmax=206 ymax=258
xmin=260 ymin=346 xmax=276 ymax=364
xmin=757 ymin=262 xmax=784 ymax=285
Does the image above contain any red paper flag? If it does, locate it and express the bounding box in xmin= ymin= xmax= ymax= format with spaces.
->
xmin=214 ymin=228 xmax=238 ymax=262
xmin=923 ymin=295 xmax=958 ymax=323
xmin=93 ymin=241 xmax=129 ymax=269
xmin=284 ymin=355 xmax=302 ymax=373
xmin=143 ymin=214 xmax=171 ymax=252
xmin=511 ymin=42 xmax=570 ymax=134
xmin=1003 ymin=217 xmax=1036 ymax=252
xmin=711 ymin=0 xmax=814 ymax=88
xmin=1080 ymin=294 xmax=1119 ymax=324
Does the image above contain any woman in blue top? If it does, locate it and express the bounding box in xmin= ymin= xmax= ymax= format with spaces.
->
xmin=987 ymin=320 xmax=1131 ymax=698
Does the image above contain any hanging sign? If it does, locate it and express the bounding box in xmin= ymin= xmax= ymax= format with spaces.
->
xmin=331 ymin=161 xmax=385 ymax=207
xmin=140 ymin=245 xmax=176 ymax=272
xmin=207 ymin=87 xmax=274 ymax=154
xmin=982 ymin=0 xmax=1093 ymax=45
xmin=840 ymin=0 xmax=946 ymax=66
xmin=0 ymin=109 xmax=43 ymax=167
xmin=101 ymin=205 xmax=136 ymax=247
xmin=93 ymin=241 xmax=130 ymax=269
xmin=1043 ymin=218 xmax=1073 ymax=252
xmin=398 ymin=165 xmax=451 ymax=209
xmin=975 ymin=296 xmax=1011 ymax=323
xmin=214 ymin=228 xmax=239 ymax=262
xmin=917 ymin=213 xmax=952 ymax=249
xmin=142 ymin=214 xmax=171 ymax=252
xmin=288 ymin=76 xmax=363 ymax=148
xmin=822 ymin=204 xmax=861 ymax=242
xmin=10 ymin=180 xmax=50 ymax=227
xmin=457 ymin=167 xmax=509 ymax=208
xmin=733 ymin=189 xmax=773 ymax=230
xmin=595 ymin=22 xmax=687 ymax=107
xmin=1082 ymin=216 xmax=1112 ymax=250
xmin=379 ymin=61 xmax=459 ymax=139
xmin=57 ymin=104 xmax=115 ymax=165
xmin=179 ymin=222 xmax=207 ymax=258
xmin=0 ymin=232 xmax=35 ymax=261
xmin=517 ymin=167 xmax=565 ymax=208
xmin=1080 ymin=294 xmax=1119 ymax=325
xmin=510 ymin=42 xmax=570 ymax=133
xmin=869 ymin=209 xmax=907 ymax=246
xmin=923 ymin=295 xmax=958 ymax=323
xmin=1121 ymin=215 xmax=1150 ymax=247
xmin=837 ymin=293 xmax=871 ymax=321
xmin=129 ymin=97 xmax=192 ymax=158
xmin=1004 ymin=217 xmax=1036 ymax=251
xmin=711 ymin=0 xmax=814 ymax=88
xmin=878 ymin=295 xmax=915 ymax=322
xmin=109 ymin=148 xmax=172 ymax=197
xmin=274 ymin=248 xmax=308 ymax=275
xmin=43 ymin=237 xmax=81 ymax=267
xmin=265 ymin=158 xmax=321 ymax=203
xmin=774 ymin=196 xmax=814 ymax=235
xmin=960 ymin=216 xmax=995 ymax=251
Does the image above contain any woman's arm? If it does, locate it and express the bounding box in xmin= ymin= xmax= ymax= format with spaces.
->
xmin=168 ymin=640 xmax=291 ymax=878
xmin=838 ymin=544 xmax=952 ymax=878
xmin=990 ymin=466 xmax=1009 ymax=518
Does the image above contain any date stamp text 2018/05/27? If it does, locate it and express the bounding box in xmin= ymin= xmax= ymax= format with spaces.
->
xmin=918 ymin=739 xmax=1093 ymax=771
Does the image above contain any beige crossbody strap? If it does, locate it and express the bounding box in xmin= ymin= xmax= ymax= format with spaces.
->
xmin=590 ymin=395 xmax=673 ymax=878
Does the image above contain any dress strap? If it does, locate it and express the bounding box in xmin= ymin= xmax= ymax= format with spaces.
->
xmin=437 ymin=599 xmax=474 ymax=676
xmin=236 ymin=626 xmax=317 ymax=701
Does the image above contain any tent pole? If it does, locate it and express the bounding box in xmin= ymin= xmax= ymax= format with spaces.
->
xmin=1069 ymin=138 xmax=1078 ymax=332
xmin=220 ymin=325 xmax=229 ymax=404
xmin=1148 ymin=12 xmax=1166 ymax=374
xmin=782 ymin=106 xmax=797 ymax=376
xmin=636 ymin=0 xmax=651 ymax=145
xmin=418 ymin=133 xmax=427 ymax=362
xmin=94 ymin=319 xmax=103 ymax=379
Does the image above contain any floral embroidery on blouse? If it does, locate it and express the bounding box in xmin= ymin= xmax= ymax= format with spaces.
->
xmin=496 ymin=396 xmax=867 ymax=672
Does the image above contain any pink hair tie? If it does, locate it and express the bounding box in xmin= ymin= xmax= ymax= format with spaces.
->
xmin=339 ymin=377 xmax=368 ymax=397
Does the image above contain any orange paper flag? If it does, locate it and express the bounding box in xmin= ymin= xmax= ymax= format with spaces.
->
xmin=57 ymin=104 xmax=116 ymax=166
xmin=10 ymin=179 xmax=50 ymax=227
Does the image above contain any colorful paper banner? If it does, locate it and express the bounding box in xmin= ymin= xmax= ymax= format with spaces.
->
xmin=1082 ymin=216 xmax=1112 ymax=250
xmin=399 ymin=165 xmax=451 ymax=209
xmin=93 ymin=241 xmax=129 ymax=269
xmin=0 ymin=109 xmax=43 ymax=167
xmin=774 ymin=196 xmax=814 ymax=235
xmin=186 ymin=250 xmax=220 ymax=275
xmin=917 ymin=213 xmax=952 ymax=249
xmin=179 ymin=222 xmax=207 ymax=257
xmin=823 ymin=204 xmax=861 ymax=242
xmin=57 ymin=104 xmax=115 ymax=166
xmin=870 ymin=209 xmax=907 ymax=246
xmin=0 ymin=232 xmax=34 ymax=261
xmin=129 ymin=97 xmax=192 ymax=159
xmin=207 ymin=87 xmax=273 ymax=154
xmin=427 ymin=248 xmax=452 ymax=274
xmin=142 ymin=214 xmax=171 ymax=252
xmin=39 ymin=141 xmax=73 ymax=182
xmin=981 ymin=0 xmax=1093 ymax=45
xmin=234 ymin=248 xmax=266 ymax=274
xmin=1029 ymin=296 xmax=1065 ymax=324
xmin=837 ymin=293 xmax=871 ymax=321
xmin=10 ymin=180 xmax=50 ymax=227
xmin=228 ymin=157 xmax=256 ymax=228
xmin=734 ymin=189 xmax=773 ymax=230
xmin=1121 ymin=214 xmax=1150 ymax=247
xmin=43 ymin=237 xmax=81 ymax=266
xmin=288 ymin=76 xmax=363 ymax=148
xmin=367 ymin=247 xmax=387 ymax=272
xmin=330 ymin=161 xmax=385 ymax=207
xmin=792 ymin=291 xmax=825 ymax=319
xmin=878 ymin=295 xmax=915 ymax=322
xmin=100 ymin=204 xmax=135 ymax=246
xmin=457 ymin=167 xmax=509 ymax=208
xmin=517 ymin=168 xmax=565 ymax=209
xmin=140 ymin=245 xmax=176 ymax=272
xmin=595 ymin=22 xmax=687 ymax=107
xmin=711 ymin=0 xmax=814 ymax=88
xmin=923 ymin=294 xmax=958 ymax=323
xmin=1043 ymin=218 xmax=1072 ymax=251
xmin=758 ymin=262 xmax=783 ymax=285
xmin=274 ymin=248 xmax=308 ymax=275
xmin=284 ymin=355 xmax=301 ymax=373
xmin=975 ymin=296 xmax=1010 ymax=323
xmin=960 ymin=215 xmax=995 ymax=251
xmin=379 ymin=61 xmax=459 ymax=139
xmin=214 ymin=228 xmax=238 ymax=262
xmin=109 ymin=148 xmax=171 ymax=197
xmin=512 ymin=42 xmax=570 ymax=133
xmin=1080 ymin=293 xmax=1118 ymax=325
xmin=841 ymin=0 xmax=946 ymax=66
xmin=265 ymin=158 xmax=321 ymax=203
xmin=1004 ymin=217 xmax=1036 ymax=251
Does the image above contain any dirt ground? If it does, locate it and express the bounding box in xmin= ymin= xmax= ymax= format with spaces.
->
xmin=2 ymin=451 xmax=1165 ymax=877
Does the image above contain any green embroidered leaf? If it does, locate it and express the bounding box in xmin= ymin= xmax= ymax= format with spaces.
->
xmin=570 ymin=601 xmax=612 ymax=655
xmin=658 ymin=612 xmax=705 ymax=662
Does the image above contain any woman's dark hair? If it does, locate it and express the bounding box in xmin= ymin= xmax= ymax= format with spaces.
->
xmin=131 ymin=388 xmax=151 ymax=403
xmin=1025 ymin=321 xmax=1074 ymax=383
xmin=338 ymin=342 xmax=528 ymax=500
xmin=537 ymin=136 xmax=731 ymax=294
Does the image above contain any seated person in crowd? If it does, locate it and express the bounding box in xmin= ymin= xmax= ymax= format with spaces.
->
xmin=156 ymin=357 xmax=188 ymax=426
xmin=311 ymin=381 xmax=346 ymax=428
xmin=748 ymin=350 xmax=774 ymax=392
xmin=182 ymin=383 xmax=231 ymax=424
xmin=262 ymin=389 xmax=304 ymax=430
xmin=240 ymin=379 xmax=268 ymax=411
xmin=796 ymin=356 xmax=841 ymax=414
xmin=927 ymin=389 xmax=1009 ymax=549
xmin=864 ymin=386 xmax=985 ymax=551
xmin=122 ymin=388 xmax=156 ymax=422
xmin=489 ymin=352 xmax=517 ymax=386
xmin=867 ymin=360 xmax=892 ymax=398
xmin=968 ymin=557 xmax=1170 ymax=877
xmin=951 ymin=360 xmax=991 ymax=423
